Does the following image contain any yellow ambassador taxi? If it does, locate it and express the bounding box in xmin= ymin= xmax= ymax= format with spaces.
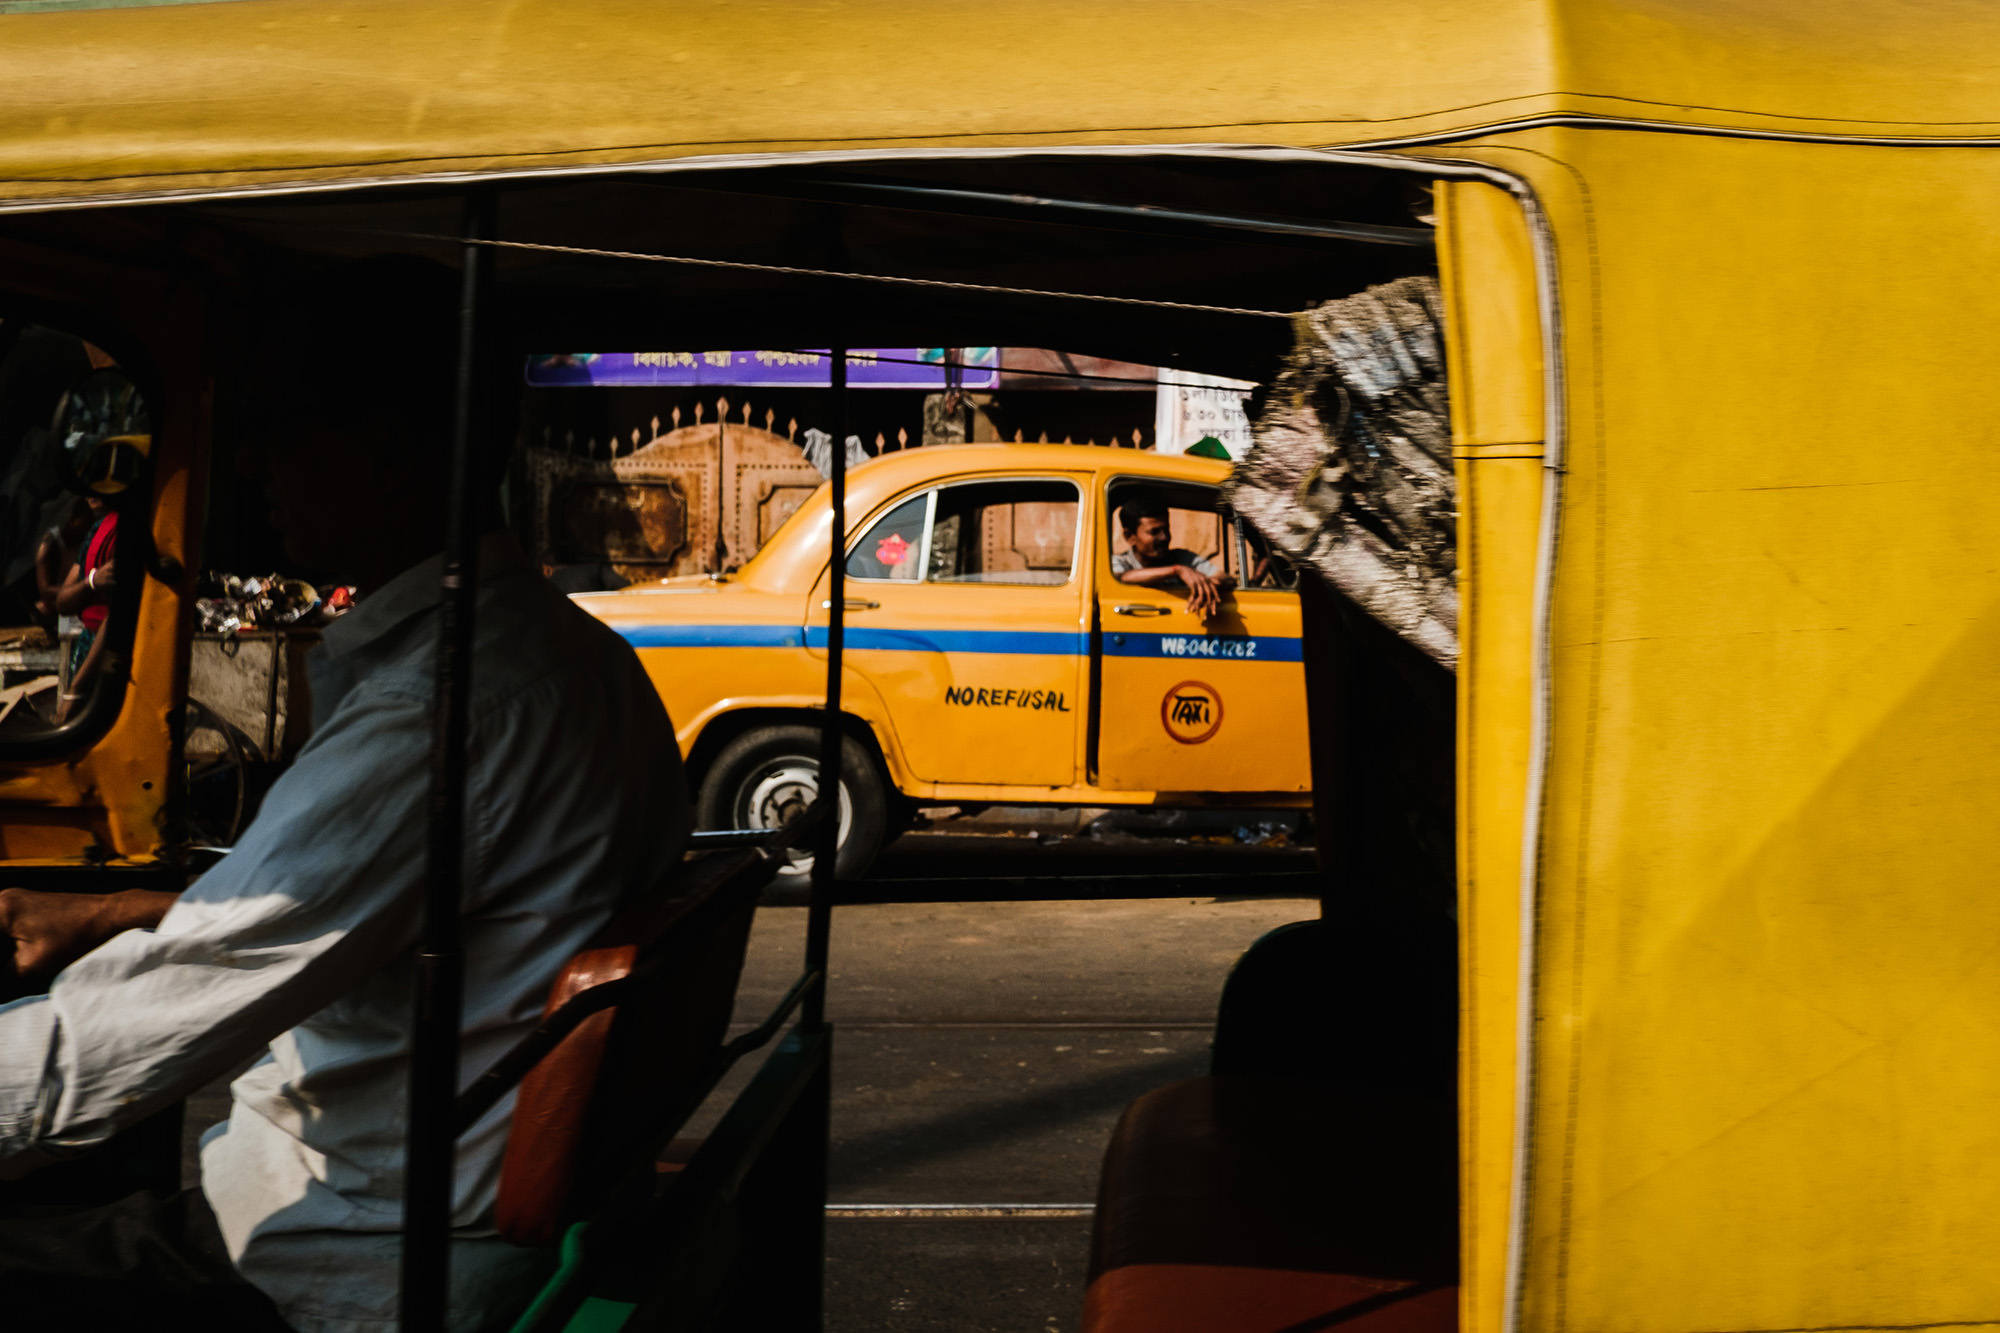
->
xmin=575 ymin=443 xmax=1309 ymax=876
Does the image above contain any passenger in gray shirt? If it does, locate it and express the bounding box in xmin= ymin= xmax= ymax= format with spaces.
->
xmin=1111 ymin=497 xmax=1227 ymax=618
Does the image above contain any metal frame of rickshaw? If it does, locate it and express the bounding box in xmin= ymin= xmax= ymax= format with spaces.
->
xmin=0 ymin=142 xmax=1562 ymax=1330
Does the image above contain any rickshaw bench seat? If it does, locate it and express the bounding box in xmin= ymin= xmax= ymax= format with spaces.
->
xmin=494 ymin=857 xmax=763 ymax=1249
xmin=1082 ymin=1076 xmax=1458 ymax=1333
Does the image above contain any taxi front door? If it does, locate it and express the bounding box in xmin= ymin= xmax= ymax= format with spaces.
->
xmin=1092 ymin=484 xmax=1311 ymax=796
xmin=809 ymin=476 xmax=1087 ymax=789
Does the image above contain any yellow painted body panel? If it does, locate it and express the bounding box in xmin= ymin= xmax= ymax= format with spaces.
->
xmin=801 ymin=463 xmax=1091 ymax=789
xmin=585 ymin=445 xmax=1307 ymax=807
xmin=0 ymin=243 xmax=200 ymax=868
xmin=632 ymin=645 xmax=832 ymax=752
xmin=1438 ymin=179 xmax=1546 ymax=1333
xmin=806 ymin=588 xmax=1089 ymax=790
xmin=835 ymin=645 xmax=1083 ymax=788
xmin=1094 ymin=578 xmax=1310 ymax=796
xmin=1089 ymin=463 xmax=1310 ymax=797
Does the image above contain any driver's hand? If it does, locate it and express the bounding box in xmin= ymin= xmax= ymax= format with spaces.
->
xmin=0 ymin=888 xmax=173 ymax=984
xmin=0 ymin=889 xmax=115 ymax=983
xmin=1179 ymin=565 xmax=1223 ymax=619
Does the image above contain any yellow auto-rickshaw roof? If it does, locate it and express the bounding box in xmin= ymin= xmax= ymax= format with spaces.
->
xmin=5 ymin=0 xmax=2000 ymax=211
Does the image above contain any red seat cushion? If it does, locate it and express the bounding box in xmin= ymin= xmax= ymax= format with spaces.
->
xmin=1084 ymin=1264 xmax=1457 ymax=1333
xmin=1085 ymin=1077 xmax=1457 ymax=1333
xmin=495 ymin=876 xmax=758 ymax=1247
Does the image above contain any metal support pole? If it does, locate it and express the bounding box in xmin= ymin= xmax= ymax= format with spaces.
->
xmin=805 ymin=349 xmax=847 ymax=1031
xmin=401 ymin=191 xmax=493 ymax=1333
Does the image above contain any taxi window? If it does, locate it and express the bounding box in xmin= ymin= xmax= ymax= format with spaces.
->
xmin=926 ymin=480 xmax=1078 ymax=586
xmin=1234 ymin=517 xmax=1299 ymax=590
xmin=1107 ymin=479 xmax=1297 ymax=590
xmin=847 ymin=493 xmax=929 ymax=581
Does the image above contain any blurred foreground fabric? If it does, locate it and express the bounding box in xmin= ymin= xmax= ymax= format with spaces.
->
xmin=1225 ymin=277 xmax=1456 ymax=669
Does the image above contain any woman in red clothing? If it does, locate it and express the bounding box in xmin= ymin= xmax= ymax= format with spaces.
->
xmin=52 ymin=496 xmax=116 ymax=724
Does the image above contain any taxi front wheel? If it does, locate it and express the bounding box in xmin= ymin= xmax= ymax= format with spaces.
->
xmin=697 ymin=725 xmax=888 ymax=881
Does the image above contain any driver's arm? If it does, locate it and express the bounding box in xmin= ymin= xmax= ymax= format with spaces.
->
xmin=1114 ymin=562 xmax=1197 ymax=588
xmin=0 ymin=689 xmax=433 ymax=1178
xmin=1116 ymin=558 xmax=1229 ymax=617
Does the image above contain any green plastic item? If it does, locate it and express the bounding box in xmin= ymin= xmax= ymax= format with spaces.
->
xmin=565 ymin=1298 xmax=638 ymax=1332
xmin=508 ymin=1223 xmax=590 ymax=1333
xmin=1185 ymin=435 xmax=1231 ymax=460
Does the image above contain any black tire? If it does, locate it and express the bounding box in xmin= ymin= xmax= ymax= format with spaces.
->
xmin=183 ymin=698 xmax=250 ymax=847
xmin=696 ymin=724 xmax=888 ymax=882
xmin=884 ymin=792 xmax=924 ymax=842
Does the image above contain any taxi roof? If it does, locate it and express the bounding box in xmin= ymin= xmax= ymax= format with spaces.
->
xmin=5 ymin=0 xmax=2000 ymax=211
xmin=726 ymin=443 xmax=1230 ymax=592
xmin=821 ymin=441 xmax=1231 ymax=527
xmin=848 ymin=442 xmax=1230 ymax=490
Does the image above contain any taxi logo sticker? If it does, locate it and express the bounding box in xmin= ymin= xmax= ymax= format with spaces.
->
xmin=1161 ymin=680 xmax=1223 ymax=744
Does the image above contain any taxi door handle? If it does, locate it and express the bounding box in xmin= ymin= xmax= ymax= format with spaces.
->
xmin=822 ymin=598 xmax=881 ymax=611
xmin=1113 ymin=604 xmax=1172 ymax=617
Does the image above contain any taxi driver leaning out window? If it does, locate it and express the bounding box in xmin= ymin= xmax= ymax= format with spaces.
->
xmin=0 ymin=258 xmax=692 ymax=1332
xmin=1111 ymin=495 xmax=1231 ymax=618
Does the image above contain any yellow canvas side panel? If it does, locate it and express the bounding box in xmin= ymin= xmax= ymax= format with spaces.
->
xmin=1436 ymin=178 xmax=1545 ymax=1333
xmin=0 ymin=0 xmax=1558 ymax=204
xmin=16 ymin=1 xmax=2000 ymax=207
xmin=1438 ymin=181 xmax=1545 ymax=451
xmin=1517 ymin=129 xmax=2000 ymax=1331
xmin=1453 ymin=453 xmax=1542 ymax=1333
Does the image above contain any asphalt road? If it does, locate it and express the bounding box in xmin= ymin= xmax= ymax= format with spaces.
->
xmin=726 ymin=840 xmax=1319 ymax=1332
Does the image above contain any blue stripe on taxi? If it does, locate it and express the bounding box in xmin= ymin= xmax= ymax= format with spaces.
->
xmin=620 ymin=625 xmax=1083 ymax=654
xmin=619 ymin=624 xmax=1302 ymax=661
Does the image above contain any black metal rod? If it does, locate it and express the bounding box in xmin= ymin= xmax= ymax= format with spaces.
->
xmin=840 ymin=869 xmax=1324 ymax=903
xmin=401 ymin=191 xmax=493 ymax=1333
xmin=689 ymin=804 xmax=831 ymax=849
xmin=453 ymin=973 xmax=634 ymax=1136
xmin=804 ymin=351 xmax=847 ymax=1031
xmin=800 ymin=178 xmax=1436 ymax=248
xmin=652 ymin=175 xmax=1434 ymax=249
xmin=720 ymin=970 xmax=825 ymax=1064
xmin=689 ymin=828 xmax=789 ymax=849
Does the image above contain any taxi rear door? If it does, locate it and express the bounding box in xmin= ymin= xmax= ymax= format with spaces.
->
xmin=808 ymin=474 xmax=1087 ymax=788
xmin=1091 ymin=478 xmax=1310 ymax=796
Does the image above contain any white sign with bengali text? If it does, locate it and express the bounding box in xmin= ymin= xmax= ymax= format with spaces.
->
xmin=1153 ymin=372 xmax=1256 ymax=457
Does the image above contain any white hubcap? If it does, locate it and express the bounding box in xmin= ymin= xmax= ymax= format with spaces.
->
xmin=738 ymin=757 xmax=851 ymax=874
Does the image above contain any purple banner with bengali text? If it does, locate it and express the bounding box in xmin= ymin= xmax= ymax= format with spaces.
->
xmin=525 ymin=348 xmax=999 ymax=390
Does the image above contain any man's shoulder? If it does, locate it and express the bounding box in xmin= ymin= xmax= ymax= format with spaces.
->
xmin=329 ymin=575 xmax=646 ymax=712
xmin=482 ymin=580 xmax=650 ymax=700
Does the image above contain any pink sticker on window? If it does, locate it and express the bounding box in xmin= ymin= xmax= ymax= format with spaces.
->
xmin=876 ymin=533 xmax=910 ymax=566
